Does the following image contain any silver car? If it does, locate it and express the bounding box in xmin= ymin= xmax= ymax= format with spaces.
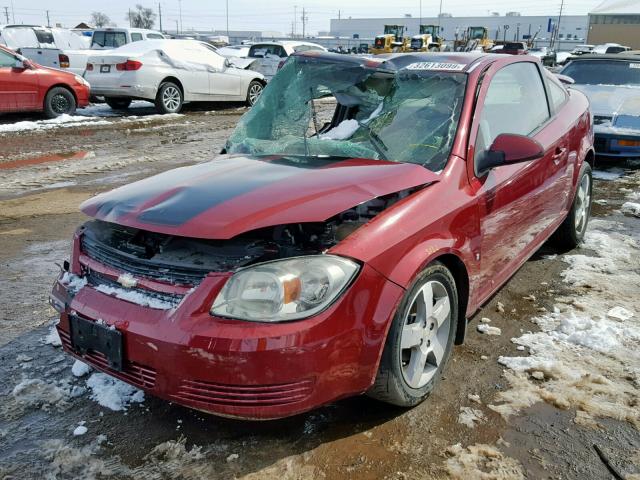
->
xmin=561 ymin=54 xmax=640 ymax=158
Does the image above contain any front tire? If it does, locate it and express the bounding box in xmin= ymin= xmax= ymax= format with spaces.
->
xmin=105 ymin=97 xmax=132 ymax=110
xmin=368 ymin=262 xmax=458 ymax=407
xmin=552 ymin=161 xmax=592 ymax=250
xmin=44 ymin=87 xmax=76 ymax=118
xmin=246 ymin=80 xmax=264 ymax=106
xmin=155 ymin=82 xmax=183 ymax=114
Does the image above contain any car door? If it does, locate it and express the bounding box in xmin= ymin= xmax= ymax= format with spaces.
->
xmin=164 ymin=43 xmax=210 ymax=98
xmin=468 ymin=60 xmax=567 ymax=300
xmin=0 ymin=49 xmax=39 ymax=111
xmin=202 ymin=48 xmax=242 ymax=97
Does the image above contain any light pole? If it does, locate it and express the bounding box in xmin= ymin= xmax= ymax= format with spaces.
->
xmin=178 ymin=0 xmax=182 ymax=35
xmin=437 ymin=0 xmax=443 ymax=30
xmin=557 ymin=0 xmax=565 ymax=51
xmin=226 ymin=0 xmax=229 ymax=38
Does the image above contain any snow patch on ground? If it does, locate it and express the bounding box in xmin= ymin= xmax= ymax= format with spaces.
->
xmin=94 ymin=284 xmax=175 ymax=310
xmin=11 ymin=377 xmax=84 ymax=411
xmin=592 ymin=168 xmax=626 ymax=180
xmin=458 ymin=407 xmax=486 ymax=428
xmin=43 ymin=325 xmax=62 ymax=347
xmin=477 ymin=324 xmax=502 ymax=336
xmin=489 ymin=219 xmax=640 ymax=427
xmin=0 ymin=114 xmax=111 ymax=134
xmin=86 ymin=373 xmax=144 ymax=411
xmin=444 ymin=443 xmax=525 ymax=479
xmin=71 ymin=360 xmax=91 ymax=378
xmin=73 ymin=425 xmax=88 ymax=436
xmin=622 ymin=201 xmax=640 ymax=217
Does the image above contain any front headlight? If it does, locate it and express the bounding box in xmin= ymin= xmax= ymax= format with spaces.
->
xmin=75 ymin=75 xmax=90 ymax=87
xmin=211 ymin=255 xmax=359 ymax=322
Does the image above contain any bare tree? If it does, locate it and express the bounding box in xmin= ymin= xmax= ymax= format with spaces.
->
xmin=90 ymin=11 xmax=113 ymax=28
xmin=126 ymin=4 xmax=156 ymax=29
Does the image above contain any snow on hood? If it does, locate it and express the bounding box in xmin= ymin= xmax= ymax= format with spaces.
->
xmin=80 ymin=154 xmax=439 ymax=239
xmin=570 ymin=83 xmax=640 ymax=117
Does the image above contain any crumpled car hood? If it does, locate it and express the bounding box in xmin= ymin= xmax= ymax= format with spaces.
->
xmin=81 ymin=154 xmax=439 ymax=239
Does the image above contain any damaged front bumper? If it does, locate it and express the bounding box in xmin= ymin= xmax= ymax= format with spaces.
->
xmin=50 ymin=261 xmax=403 ymax=420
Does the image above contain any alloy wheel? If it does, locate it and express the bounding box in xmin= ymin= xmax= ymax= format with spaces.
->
xmin=162 ymin=86 xmax=181 ymax=111
xmin=574 ymin=174 xmax=591 ymax=234
xmin=400 ymin=280 xmax=452 ymax=389
xmin=249 ymin=83 xmax=263 ymax=105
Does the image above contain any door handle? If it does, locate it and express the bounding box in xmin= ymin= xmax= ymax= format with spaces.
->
xmin=552 ymin=146 xmax=567 ymax=164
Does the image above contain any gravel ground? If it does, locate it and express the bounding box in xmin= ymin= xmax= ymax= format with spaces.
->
xmin=0 ymin=105 xmax=639 ymax=480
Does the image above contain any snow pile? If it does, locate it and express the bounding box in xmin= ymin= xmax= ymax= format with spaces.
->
xmin=86 ymin=373 xmax=144 ymax=411
xmin=73 ymin=425 xmax=88 ymax=436
xmin=489 ymin=219 xmax=640 ymax=427
xmin=458 ymin=407 xmax=485 ymax=428
xmin=319 ymin=119 xmax=359 ymax=140
xmin=94 ymin=284 xmax=175 ymax=310
xmin=71 ymin=360 xmax=91 ymax=378
xmin=444 ymin=443 xmax=525 ymax=480
xmin=43 ymin=325 xmax=62 ymax=347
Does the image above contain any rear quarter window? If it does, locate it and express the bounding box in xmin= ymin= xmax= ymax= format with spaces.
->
xmin=131 ymin=33 xmax=143 ymax=42
xmin=147 ymin=33 xmax=164 ymax=39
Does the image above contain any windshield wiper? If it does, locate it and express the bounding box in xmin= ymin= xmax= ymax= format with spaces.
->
xmin=357 ymin=121 xmax=388 ymax=160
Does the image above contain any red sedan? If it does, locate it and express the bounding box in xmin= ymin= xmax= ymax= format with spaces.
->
xmin=0 ymin=45 xmax=89 ymax=117
xmin=50 ymin=52 xmax=593 ymax=419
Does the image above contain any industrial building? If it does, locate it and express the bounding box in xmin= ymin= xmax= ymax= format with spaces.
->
xmin=329 ymin=14 xmax=589 ymax=50
xmin=588 ymin=0 xmax=640 ymax=48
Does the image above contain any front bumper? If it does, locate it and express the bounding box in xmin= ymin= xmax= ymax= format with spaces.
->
xmin=73 ymin=84 xmax=91 ymax=108
xmin=51 ymin=260 xmax=403 ymax=420
xmin=594 ymin=127 xmax=640 ymax=158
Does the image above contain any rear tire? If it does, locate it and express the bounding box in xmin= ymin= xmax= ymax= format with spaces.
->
xmin=368 ymin=262 xmax=458 ymax=407
xmin=155 ymin=82 xmax=183 ymax=114
xmin=246 ymin=80 xmax=264 ymax=106
xmin=43 ymin=87 xmax=76 ymax=118
xmin=552 ymin=161 xmax=592 ymax=251
xmin=105 ymin=97 xmax=132 ymax=110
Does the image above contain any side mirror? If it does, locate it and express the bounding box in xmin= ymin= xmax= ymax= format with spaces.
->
xmin=13 ymin=59 xmax=26 ymax=70
xmin=224 ymin=58 xmax=231 ymax=68
xmin=555 ymin=74 xmax=575 ymax=85
xmin=476 ymin=133 xmax=544 ymax=176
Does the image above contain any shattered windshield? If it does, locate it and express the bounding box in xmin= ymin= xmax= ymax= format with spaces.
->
xmin=226 ymin=56 xmax=467 ymax=171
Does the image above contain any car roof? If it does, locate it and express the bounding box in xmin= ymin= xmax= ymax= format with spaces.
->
xmin=567 ymin=54 xmax=640 ymax=61
xmin=296 ymin=51 xmax=496 ymax=73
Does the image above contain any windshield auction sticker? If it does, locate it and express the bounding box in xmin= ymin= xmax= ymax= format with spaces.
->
xmin=405 ymin=62 xmax=466 ymax=71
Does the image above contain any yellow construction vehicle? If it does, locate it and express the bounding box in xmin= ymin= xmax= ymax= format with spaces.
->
xmin=459 ymin=26 xmax=494 ymax=52
xmin=370 ymin=25 xmax=410 ymax=54
xmin=410 ymin=24 xmax=444 ymax=51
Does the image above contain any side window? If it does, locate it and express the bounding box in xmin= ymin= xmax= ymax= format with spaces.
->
xmin=475 ymin=62 xmax=550 ymax=162
xmin=147 ymin=33 xmax=164 ymax=39
xmin=131 ymin=33 xmax=143 ymax=42
xmin=548 ymin=79 xmax=567 ymax=111
xmin=0 ymin=49 xmax=16 ymax=67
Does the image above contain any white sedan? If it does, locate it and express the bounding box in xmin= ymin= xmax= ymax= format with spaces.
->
xmin=84 ymin=39 xmax=266 ymax=113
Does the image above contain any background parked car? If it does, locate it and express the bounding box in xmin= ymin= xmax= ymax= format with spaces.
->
xmin=0 ymin=25 xmax=88 ymax=74
xmin=561 ymin=54 xmax=640 ymax=158
xmin=593 ymin=43 xmax=631 ymax=54
xmin=500 ymin=42 xmax=528 ymax=55
xmin=216 ymin=45 xmax=250 ymax=58
xmin=84 ymin=39 xmax=265 ymax=113
xmin=0 ymin=45 xmax=89 ymax=117
xmin=231 ymin=41 xmax=327 ymax=81
xmin=528 ymin=46 xmax=557 ymax=66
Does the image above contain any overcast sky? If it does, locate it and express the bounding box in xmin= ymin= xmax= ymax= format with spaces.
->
xmin=6 ymin=0 xmax=605 ymax=34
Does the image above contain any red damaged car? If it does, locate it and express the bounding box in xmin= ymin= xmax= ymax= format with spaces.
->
xmin=50 ymin=52 xmax=593 ymax=419
xmin=0 ymin=45 xmax=89 ymax=117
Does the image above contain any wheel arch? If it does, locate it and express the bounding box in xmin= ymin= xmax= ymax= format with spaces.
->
xmin=431 ymin=253 xmax=470 ymax=345
xmin=159 ymin=76 xmax=184 ymax=95
xmin=584 ymin=148 xmax=595 ymax=169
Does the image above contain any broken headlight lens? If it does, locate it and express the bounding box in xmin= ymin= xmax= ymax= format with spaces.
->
xmin=210 ymin=255 xmax=359 ymax=322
